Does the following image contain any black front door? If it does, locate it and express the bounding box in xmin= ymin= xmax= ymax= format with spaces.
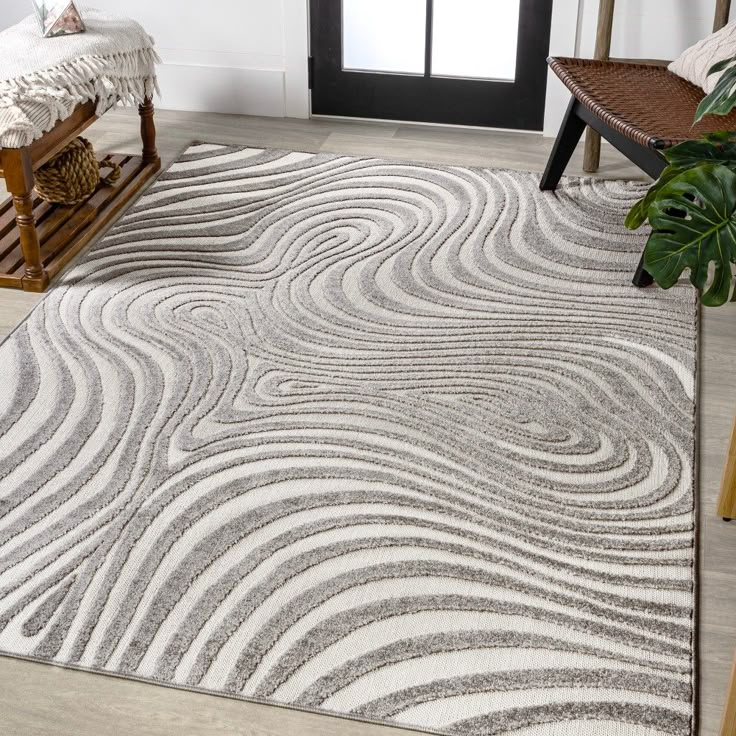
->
xmin=310 ymin=0 xmax=554 ymax=131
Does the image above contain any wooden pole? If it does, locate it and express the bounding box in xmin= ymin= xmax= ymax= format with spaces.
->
xmin=717 ymin=412 xmax=736 ymax=520
xmin=714 ymin=0 xmax=732 ymax=31
xmin=721 ymin=651 xmax=736 ymax=736
xmin=583 ymin=0 xmax=615 ymax=173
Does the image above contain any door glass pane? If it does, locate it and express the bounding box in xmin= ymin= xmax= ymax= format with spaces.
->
xmin=343 ymin=0 xmax=426 ymax=75
xmin=431 ymin=0 xmax=521 ymax=80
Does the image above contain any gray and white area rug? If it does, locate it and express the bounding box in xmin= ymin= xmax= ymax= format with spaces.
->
xmin=0 ymin=146 xmax=698 ymax=735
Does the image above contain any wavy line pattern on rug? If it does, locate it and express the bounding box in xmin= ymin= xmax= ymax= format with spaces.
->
xmin=0 ymin=145 xmax=697 ymax=736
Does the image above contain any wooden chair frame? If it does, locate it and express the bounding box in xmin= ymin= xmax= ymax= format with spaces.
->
xmin=583 ymin=0 xmax=732 ymax=173
xmin=540 ymin=1 xmax=734 ymax=287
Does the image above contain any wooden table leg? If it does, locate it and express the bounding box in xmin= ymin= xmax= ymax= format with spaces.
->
xmin=717 ymin=412 xmax=736 ymax=521
xmin=1 ymin=148 xmax=49 ymax=292
xmin=138 ymin=97 xmax=160 ymax=167
xmin=721 ymin=650 xmax=736 ymax=736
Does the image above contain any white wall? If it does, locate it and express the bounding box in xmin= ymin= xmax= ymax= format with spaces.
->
xmin=2 ymin=1 xmax=733 ymax=134
xmin=577 ymin=0 xmax=727 ymax=60
xmin=0 ymin=0 xmax=309 ymax=118
xmin=544 ymin=0 xmax=584 ymax=136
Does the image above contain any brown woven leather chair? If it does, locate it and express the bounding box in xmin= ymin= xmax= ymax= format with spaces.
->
xmin=540 ymin=57 xmax=736 ymax=286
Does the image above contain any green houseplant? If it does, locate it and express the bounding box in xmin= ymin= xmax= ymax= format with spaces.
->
xmin=626 ymin=56 xmax=736 ymax=306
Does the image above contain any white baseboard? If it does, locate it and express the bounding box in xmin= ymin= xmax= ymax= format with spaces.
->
xmin=156 ymin=64 xmax=286 ymax=117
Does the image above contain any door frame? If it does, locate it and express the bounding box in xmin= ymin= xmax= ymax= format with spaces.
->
xmin=285 ymin=0 xmax=581 ymax=134
xmin=285 ymin=0 xmax=312 ymax=118
xmin=309 ymin=0 xmax=554 ymax=130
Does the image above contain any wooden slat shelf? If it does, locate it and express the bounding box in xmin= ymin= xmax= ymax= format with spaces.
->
xmin=0 ymin=153 xmax=157 ymax=290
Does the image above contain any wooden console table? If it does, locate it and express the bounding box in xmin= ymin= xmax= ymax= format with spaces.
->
xmin=0 ymin=99 xmax=160 ymax=292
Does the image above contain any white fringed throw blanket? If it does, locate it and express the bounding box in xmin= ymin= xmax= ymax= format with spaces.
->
xmin=0 ymin=8 xmax=159 ymax=148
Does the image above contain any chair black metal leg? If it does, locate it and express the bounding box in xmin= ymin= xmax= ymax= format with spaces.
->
xmin=567 ymin=103 xmax=668 ymax=287
xmin=540 ymin=97 xmax=587 ymax=191
xmin=540 ymin=94 xmax=665 ymax=286
xmin=632 ymin=251 xmax=654 ymax=287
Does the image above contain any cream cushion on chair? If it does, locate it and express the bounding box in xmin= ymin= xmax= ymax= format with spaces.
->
xmin=669 ymin=22 xmax=736 ymax=93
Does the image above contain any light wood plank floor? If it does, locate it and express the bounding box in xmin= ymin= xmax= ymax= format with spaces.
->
xmin=1 ymin=108 xmax=735 ymax=736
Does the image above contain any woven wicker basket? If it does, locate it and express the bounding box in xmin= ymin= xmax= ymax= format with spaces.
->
xmin=34 ymin=137 xmax=121 ymax=206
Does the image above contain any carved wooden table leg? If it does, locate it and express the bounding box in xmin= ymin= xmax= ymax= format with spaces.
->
xmin=717 ymin=412 xmax=736 ymax=521
xmin=138 ymin=97 xmax=160 ymax=167
xmin=2 ymin=148 xmax=49 ymax=292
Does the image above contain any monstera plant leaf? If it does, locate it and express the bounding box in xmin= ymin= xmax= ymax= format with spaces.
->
xmin=625 ymin=133 xmax=736 ymax=229
xmin=695 ymin=55 xmax=736 ymax=122
xmin=643 ymin=163 xmax=736 ymax=306
xmin=625 ymin=55 xmax=736 ymax=305
xmin=665 ymin=131 xmax=736 ymax=166
xmin=626 ymin=165 xmax=687 ymax=229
